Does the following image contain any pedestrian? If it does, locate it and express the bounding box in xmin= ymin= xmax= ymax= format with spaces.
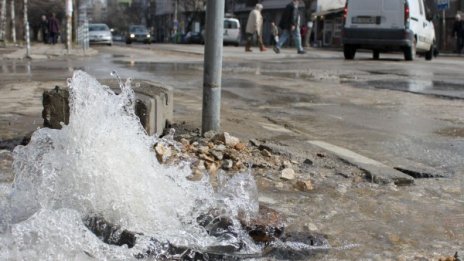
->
xmin=273 ymin=0 xmax=306 ymax=54
xmin=245 ymin=3 xmax=266 ymax=52
xmin=452 ymin=13 xmax=464 ymax=54
xmin=48 ymin=13 xmax=60 ymax=45
xmin=271 ymin=21 xmax=279 ymax=45
xmin=40 ymin=15 xmax=48 ymax=44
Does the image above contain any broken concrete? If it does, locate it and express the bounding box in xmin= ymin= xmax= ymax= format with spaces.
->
xmin=42 ymin=80 xmax=173 ymax=136
xmin=307 ymin=140 xmax=414 ymax=185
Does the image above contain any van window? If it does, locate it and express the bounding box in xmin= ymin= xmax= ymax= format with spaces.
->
xmin=224 ymin=20 xmax=238 ymax=29
xmin=351 ymin=0 xmax=381 ymax=11
xmin=418 ymin=0 xmax=424 ymax=15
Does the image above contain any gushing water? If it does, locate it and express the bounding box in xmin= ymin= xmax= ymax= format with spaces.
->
xmin=0 ymin=71 xmax=260 ymax=260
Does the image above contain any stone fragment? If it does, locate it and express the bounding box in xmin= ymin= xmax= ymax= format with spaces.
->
xmin=295 ymin=179 xmax=314 ymax=191
xmin=249 ymin=139 xmax=260 ymax=147
xmin=224 ymin=132 xmax=240 ymax=147
xmin=234 ymin=160 xmax=244 ymax=171
xmin=304 ymin=223 xmax=318 ymax=231
xmin=224 ymin=149 xmax=240 ymax=161
xmin=215 ymin=144 xmax=226 ymax=152
xmin=282 ymin=160 xmax=292 ymax=169
xmin=199 ymin=153 xmax=215 ymax=162
xmin=198 ymin=146 xmax=209 ymax=154
xmin=210 ymin=150 xmax=224 ymax=161
xmin=154 ymin=143 xmax=172 ymax=163
xmin=234 ymin=143 xmax=246 ymax=151
xmin=303 ymin=158 xmax=313 ymax=165
xmin=242 ymin=205 xmax=286 ymax=243
xmin=180 ymin=138 xmax=190 ymax=147
xmin=280 ymin=168 xmax=296 ymax=180
xmin=221 ymin=159 xmax=233 ymax=170
xmin=261 ymin=149 xmax=272 ymax=157
xmin=205 ymin=162 xmax=218 ymax=176
xmin=203 ymin=130 xmax=217 ymax=139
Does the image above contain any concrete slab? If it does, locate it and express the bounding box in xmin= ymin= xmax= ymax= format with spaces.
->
xmin=307 ymin=140 xmax=414 ymax=185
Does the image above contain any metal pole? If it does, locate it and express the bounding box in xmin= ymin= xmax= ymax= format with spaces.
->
xmin=66 ymin=0 xmax=73 ymax=54
xmin=24 ymin=0 xmax=30 ymax=57
xmin=202 ymin=0 xmax=224 ymax=134
xmin=10 ymin=0 xmax=15 ymax=44
xmin=442 ymin=10 xmax=446 ymax=50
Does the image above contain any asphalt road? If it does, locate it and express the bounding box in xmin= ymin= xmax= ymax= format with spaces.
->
xmin=115 ymin=43 xmax=464 ymax=176
xmin=1 ymin=43 xmax=463 ymax=259
xmin=1 ymin=43 xmax=463 ymax=175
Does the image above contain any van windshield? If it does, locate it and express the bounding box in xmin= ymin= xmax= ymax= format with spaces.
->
xmin=89 ymin=25 xmax=109 ymax=31
xmin=224 ymin=20 xmax=238 ymax=29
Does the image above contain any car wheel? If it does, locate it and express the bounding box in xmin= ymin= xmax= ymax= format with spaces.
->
xmin=126 ymin=41 xmax=131 ymax=44
xmin=425 ymin=42 xmax=435 ymax=61
xmin=343 ymin=45 xmax=356 ymax=60
xmin=404 ymin=38 xmax=416 ymax=61
xmin=373 ymin=50 xmax=380 ymax=60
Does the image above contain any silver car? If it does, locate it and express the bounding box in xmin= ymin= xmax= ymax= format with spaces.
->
xmin=88 ymin=23 xmax=113 ymax=46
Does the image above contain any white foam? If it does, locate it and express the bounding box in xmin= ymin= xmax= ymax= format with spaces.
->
xmin=0 ymin=71 xmax=260 ymax=259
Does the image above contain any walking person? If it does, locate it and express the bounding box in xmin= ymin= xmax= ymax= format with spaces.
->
xmin=48 ymin=13 xmax=60 ymax=45
xmin=271 ymin=21 xmax=279 ymax=45
xmin=40 ymin=15 xmax=48 ymax=44
xmin=273 ymin=0 xmax=305 ymax=54
xmin=452 ymin=14 xmax=464 ymax=54
xmin=245 ymin=4 xmax=267 ymax=52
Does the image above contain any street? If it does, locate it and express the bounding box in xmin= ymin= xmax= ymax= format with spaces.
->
xmin=1 ymin=43 xmax=463 ymax=259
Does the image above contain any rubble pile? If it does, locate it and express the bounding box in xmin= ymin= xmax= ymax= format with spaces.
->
xmin=154 ymin=128 xmax=314 ymax=192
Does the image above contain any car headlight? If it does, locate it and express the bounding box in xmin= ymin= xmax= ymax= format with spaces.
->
xmin=147 ymin=34 xmax=151 ymax=38
xmin=130 ymin=34 xmax=135 ymax=38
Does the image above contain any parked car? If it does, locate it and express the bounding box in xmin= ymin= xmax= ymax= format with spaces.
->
xmin=223 ymin=18 xmax=241 ymax=46
xmin=110 ymin=28 xmax=124 ymax=42
xmin=126 ymin=25 xmax=152 ymax=44
xmin=182 ymin=31 xmax=204 ymax=44
xmin=342 ymin=0 xmax=436 ymax=61
xmin=88 ymin=23 xmax=112 ymax=46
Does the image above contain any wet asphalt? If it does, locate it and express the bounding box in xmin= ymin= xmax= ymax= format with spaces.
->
xmin=1 ymin=43 xmax=464 ymax=259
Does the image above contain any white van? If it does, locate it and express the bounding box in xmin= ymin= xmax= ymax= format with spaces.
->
xmin=223 ymin=18 xmax=241 ymax=46
xmin=201 ymin=18 xmax=241 ymax=46
xmin=342 ymin=0 xmax=436 ymax=61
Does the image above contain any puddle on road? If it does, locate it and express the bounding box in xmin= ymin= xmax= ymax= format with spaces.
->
xmin=114 ymin=61 xmax=202 ymax=72
xmin=366 ymin=79 xmax=464 ymax=99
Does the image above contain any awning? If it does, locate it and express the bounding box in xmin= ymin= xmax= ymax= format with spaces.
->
xmin=312 ymin=7 xmax=344 ymax=17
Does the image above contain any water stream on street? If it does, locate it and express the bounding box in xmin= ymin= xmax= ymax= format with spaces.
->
xmin=0 ymin=71 xmax=263 ymax=260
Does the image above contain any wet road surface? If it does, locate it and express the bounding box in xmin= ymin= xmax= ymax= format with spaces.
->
xmin=1 ymin=44 xmax=463 ymax=259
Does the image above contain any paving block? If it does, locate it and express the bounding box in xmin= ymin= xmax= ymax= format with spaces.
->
xmin=42 ymin=79 xmax=173 ymax=136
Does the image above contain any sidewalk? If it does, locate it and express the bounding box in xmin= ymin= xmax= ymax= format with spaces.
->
xmin=1 ymin=43 xmax=98 ymax=60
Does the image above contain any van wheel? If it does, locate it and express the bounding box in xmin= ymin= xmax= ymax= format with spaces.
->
xmin=404 ymin=39 xmax=416 ymax=61
xmin=344 ymin=45 xmax=356 ymax=60
xmin=425 ymin=42 xmax=435 ymax=61
xmin=373 ymin=50 xmax=380 ymax=60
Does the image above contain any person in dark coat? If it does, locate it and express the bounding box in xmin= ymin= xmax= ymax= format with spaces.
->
xmin=40 ymin=15 xmax=48 ymax=44
xmin=452 ymin=14 xmax=464 ymax=54
xmin=273 ymin=0 xmax=305 ymax=54
xmin=48 ymin=13 xmax=60 ymax=45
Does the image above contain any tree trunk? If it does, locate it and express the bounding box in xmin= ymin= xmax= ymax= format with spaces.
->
xmin=10 ymin=0 xmax=15 ymax=44
xmin=0 ymin=0 xmax=7 ymax=44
